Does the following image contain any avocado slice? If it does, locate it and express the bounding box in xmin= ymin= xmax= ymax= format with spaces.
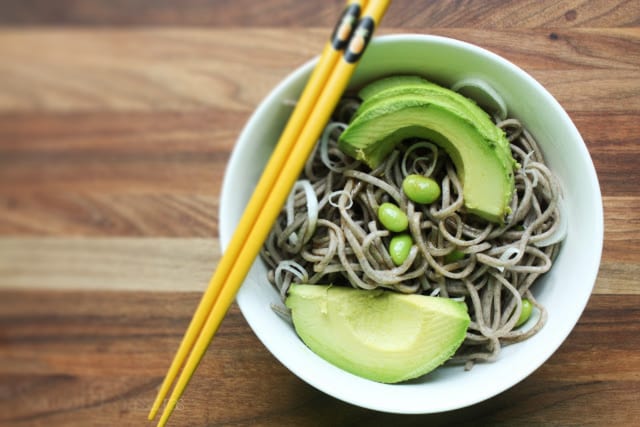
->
xmin=285 ymin=284 xmax=470 ymax=384
xmin=338 ymin=76 xmax=516 ymax=223
xmin=356 ymin=76 xmax=505 ymax=145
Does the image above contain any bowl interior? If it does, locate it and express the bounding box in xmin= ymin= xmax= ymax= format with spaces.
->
xmin=219 ymin=34 xmax=603 ymax=414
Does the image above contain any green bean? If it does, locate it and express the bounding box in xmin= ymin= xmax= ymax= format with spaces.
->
xmin=402 ymin=174 xmax=441 ymax=204
xmin=377 ymin=202 xmax=408 ymax=232
xmin=389 ymin=234 xmax=413 ymax=266
xmin=516 ymin=298 xmax=533 ymax=327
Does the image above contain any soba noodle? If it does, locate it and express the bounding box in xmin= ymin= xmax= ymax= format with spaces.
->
xmin=261 ymin=92 xmax=564 ymax=369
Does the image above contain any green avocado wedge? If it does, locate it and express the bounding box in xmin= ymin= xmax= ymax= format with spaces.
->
xmin=356 ymin=76 xmax=507 ymax=148
xmin=285 ymin=284 xmax=470 ymax=384
xmin=338 ymin=76 xmax=516 ymax=223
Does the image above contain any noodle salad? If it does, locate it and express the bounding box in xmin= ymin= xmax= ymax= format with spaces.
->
xmin=261 ymin=84 xmax=566 ymax=370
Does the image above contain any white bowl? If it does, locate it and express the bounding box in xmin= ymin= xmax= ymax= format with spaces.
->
xmin=219 ymin=34 xmax=603 ymax=414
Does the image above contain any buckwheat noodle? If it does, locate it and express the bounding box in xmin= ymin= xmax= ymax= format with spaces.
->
xmin=261 ymin=93 xmax=564 ymax=369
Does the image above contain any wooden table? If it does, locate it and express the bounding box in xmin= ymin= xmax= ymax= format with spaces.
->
xmin=1 ymin=1 xmax=638 ymax=425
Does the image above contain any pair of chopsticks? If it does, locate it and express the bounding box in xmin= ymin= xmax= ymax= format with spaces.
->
xmin=148 ymin=1 xmax=390 ymax=425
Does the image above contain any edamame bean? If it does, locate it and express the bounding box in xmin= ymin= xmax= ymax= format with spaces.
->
xmin=402 ymin=174 xmax=441 ymax=204
xmin=377 ymin=202 xmax=408 ymax=232
xmin=444 ymin=248 xmax=465 ymax=264
xmin=389 ymin=234 xmax=413 ymax=266
xmin=516 ymin=298 xmax=533 ymax=327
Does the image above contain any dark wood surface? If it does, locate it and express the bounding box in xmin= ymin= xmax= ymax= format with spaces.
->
xmin=1 ymin=1 xmax=639 ymax=426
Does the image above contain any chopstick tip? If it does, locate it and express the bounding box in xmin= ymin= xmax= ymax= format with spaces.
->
xmin=147 ymin=398 xmax=162 ymax=420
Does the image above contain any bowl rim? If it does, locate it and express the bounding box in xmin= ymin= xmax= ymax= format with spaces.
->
xmin=219 ymin=33 xmax=604 ymax=414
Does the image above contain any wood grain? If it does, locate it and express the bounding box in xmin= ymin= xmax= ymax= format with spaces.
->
xmin=0 ymin=290 xmax=638 ymax=426
xmin=0 ymin=109 xmax=638 ymax=199
xmin=0 ymin=1 xmax=638 ymax=426
xmin=0 ymin=238 xmax=218 ymax=292
xmin=0 ymin=28 xmax=638 ymax=114
xmin=0 ymin=237 xmax=636 ymax=295
xmin=0 ymin=193 xmax=219 ymax=237
xmin=0 ymin=0 xmax=637 ymax=28
xmin=0 ymin=111 xmax=238 ymax=196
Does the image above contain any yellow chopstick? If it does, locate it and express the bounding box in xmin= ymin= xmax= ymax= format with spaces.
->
xmin=152 ymin=1 xmax=390 ymax=425
xmin=147 ymin=0 xmax=368 ymax=421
